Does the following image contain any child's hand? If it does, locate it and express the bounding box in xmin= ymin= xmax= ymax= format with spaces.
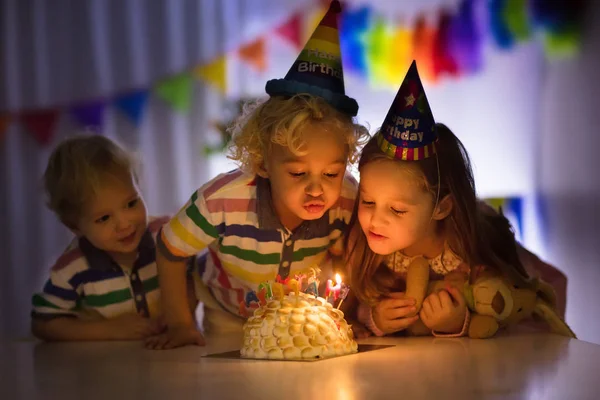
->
xmin=420 ymin=286 xmax=467 ymax=333
xmin=144 ymin=325 xmax=205 ymax=350
xmin=372 ymin=292 xmax=419 ymax=335
xmin=109 ymin=313 xmax=165 ymax=340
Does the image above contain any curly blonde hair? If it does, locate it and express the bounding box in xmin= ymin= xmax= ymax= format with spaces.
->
xmin=43 ymin=135 xmax=138 ymax=227
xmin=227 ymin=94 xmax=370 ymax=175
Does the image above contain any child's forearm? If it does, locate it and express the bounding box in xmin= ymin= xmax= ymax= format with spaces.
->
xmin=31 ymin=317 xmax=116 ymax=341
xmin=157 ymin=251 xmax=195 ymax=329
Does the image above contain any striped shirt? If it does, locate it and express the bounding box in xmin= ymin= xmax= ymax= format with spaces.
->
xmin=31 ymin=216 xmax=169 ymax=320
xmin=158 ymin=169 xmax=356 ymax=315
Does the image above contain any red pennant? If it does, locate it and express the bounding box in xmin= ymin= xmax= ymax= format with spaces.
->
xmin=275 ymin=13 xmax=303 ymax=49
xmin=433 ymin=12 xmax=459 ymax=78
xmin=20 ymin=109 xmax=60 ymax=146
xmin=0 ymin=114 xmax=12 ymax=142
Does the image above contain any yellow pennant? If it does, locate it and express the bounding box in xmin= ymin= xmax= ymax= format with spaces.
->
xmin=193 ymin=56 xmax=227 ymax=94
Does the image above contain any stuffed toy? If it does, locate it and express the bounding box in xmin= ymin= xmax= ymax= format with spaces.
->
xmin=405 ymin=261 xmax=576 ymax=339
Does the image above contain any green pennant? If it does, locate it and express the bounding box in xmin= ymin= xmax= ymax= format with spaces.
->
xmin=154 ymin=73 xmax=193 ymax=112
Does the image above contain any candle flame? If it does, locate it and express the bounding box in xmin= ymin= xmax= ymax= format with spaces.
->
xmin=335 ymin=273 xmax=342 ymax=284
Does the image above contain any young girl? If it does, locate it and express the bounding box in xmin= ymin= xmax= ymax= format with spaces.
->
xmin=344 ymin=61 xmax=533 ymax=338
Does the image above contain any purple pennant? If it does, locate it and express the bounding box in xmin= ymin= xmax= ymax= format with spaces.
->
xmin=69 ymin=99 xmax=106 ymax=131
xmin=448 ymin=0 xmax=483 ymax=74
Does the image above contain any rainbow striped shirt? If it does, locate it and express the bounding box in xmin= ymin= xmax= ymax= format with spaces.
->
xmin=157 ymin=169 xmax=356 ymax=315
xmin=31 ymin=216 xmax=169 ymax=320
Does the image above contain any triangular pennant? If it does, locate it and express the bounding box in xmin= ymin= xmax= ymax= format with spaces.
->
xmin=0 ymin=113 xmax=12 ymax=142
xmin=412 ymin=15 xmax=439 ymax=83
xmin=69 ymin=99 xmax=107 ymax=130
xmin=154 ymin=73 xmax=194 ymax=112
xmin=113 ymin=89 xmax=149 ymax=126
xmin=489 ymin=0 xmax=515 ymax=49
xmin=365 ymin=18 xmax=392 ymax=86
xmin=504 ymin=0 xmax=532 ymax=41
xmin=385 ymin=26 xmax=413 ymax=86
xmin=433 ymin=12 xmax=459 ymax=78
xmin=20 ymin=109 xmax=60 ymax=146
xmin=448 ymin=0 xmax=483 ymax=74
xmin=275 ymin=13 xmax=303 ymax=49
xmin=238 ymin=38 xmax=267 ymax=72
xmin=193 ymin=57 xmax=226 ymax=94
xmin=340 ymin=7 xmax=371 ymax=77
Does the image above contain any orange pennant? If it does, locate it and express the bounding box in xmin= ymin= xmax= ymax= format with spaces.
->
xmin=193 ymin=56 xmax=227 ymax=94
xmin=412 ymin=15 xmax=439 ymax=84
xmin=238 ymin=38 xmax=267 ymax=72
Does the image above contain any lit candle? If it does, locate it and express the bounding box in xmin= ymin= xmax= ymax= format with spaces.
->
xmin=238 ymin=300 xmax=248 ymax=317
xmin=272 ymin=282 xmax=284 ymax=301
xmin=258 ymin=282 xmax=272 ymax=299
xmin=257 ymin=287 xmax=267 ymax=306
xmin=336 ymin=284 xmax=350 ymax=310
xmin=245 ymin=290 xmax=259 ymax=307
xmin=325 ymin=273 xmax=342 ymax=302
xmin=294 ymin=273 xmax=306 ymax=290
xmin=288 ymin=278 xmax=300 ymax=306
xmin=304 ymin=267 xmax=320 ymax=297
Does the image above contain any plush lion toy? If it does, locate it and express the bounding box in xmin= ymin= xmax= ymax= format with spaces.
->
xmin=407 ymin=263 xmax=577 ymax=339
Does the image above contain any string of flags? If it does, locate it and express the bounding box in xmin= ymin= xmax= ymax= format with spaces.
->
xmin=0 ymin=0 xmax=586 ymax=146
xmin=484 ymin=197 xmax=524 ymax=241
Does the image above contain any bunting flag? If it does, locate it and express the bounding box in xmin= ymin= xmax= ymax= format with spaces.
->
xmin=364 ymin=18 xmax=391 ymax=86
xmin=193 ymin=57 xmax=226 ymax=95
xmin=384 ymin=26 xmax=413 ymax=87
xmin=504 ymin=0 xmax=532 ymax=41
xmin=449 ymin=0 xmax=483 ymax=74
xmin=433 ymin=12 xmax=459 ymax=78
xmin=275 ymin=13 xmax=303 ymax=49
xmin=0 ymin=0 xmax=586 ymax=147
xmin=484 ymin=197 xmax=524 ymax=240
xmin=114 ymin=89 xmax=149 ymax=126
xmin=0 ymin=114 xmax=11 ymax=141
xmin=339 ymin=7 xmax=370 ymax=76
xmin=20 ymin=109 xmax=60 ymax=145
xmin=69 ymin=99 xmax=106 ymax=130
xmin=412 ymin=16 xmax=438 ymax=83
xmin=154 ymin=73 xmax=194 ymax=112
xmin=238 ymin=38 xmax=267 ymax=72
xmin=490 ymin=0 xmax=516 ymax=49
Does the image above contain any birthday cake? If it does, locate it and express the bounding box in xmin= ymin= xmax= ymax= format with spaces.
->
xmin=240 ymin=292 xmax=358 ymax=360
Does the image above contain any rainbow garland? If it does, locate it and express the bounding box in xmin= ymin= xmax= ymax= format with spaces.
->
xmin=339 ymin=0 xmax=587 ymax=88
xmin=1 ymin=0 xmax=586 ymax=145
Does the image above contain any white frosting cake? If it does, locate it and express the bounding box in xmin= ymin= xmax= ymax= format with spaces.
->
xmin=240 ymin=292 xmax=358 ymax=360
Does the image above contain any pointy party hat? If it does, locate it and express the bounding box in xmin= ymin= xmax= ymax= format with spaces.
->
xmin=265 ymin=1 xmax=359 ymax=116
xmin=376 ymin=60 xmax=437 ymax=160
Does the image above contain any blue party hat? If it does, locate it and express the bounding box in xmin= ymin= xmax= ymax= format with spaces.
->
xmin=376 ymin=60 xmax=437 ymax=160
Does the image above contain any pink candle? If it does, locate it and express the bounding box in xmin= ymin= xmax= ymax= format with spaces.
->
xmin=325 ymin=273 xmax=342 ymax=301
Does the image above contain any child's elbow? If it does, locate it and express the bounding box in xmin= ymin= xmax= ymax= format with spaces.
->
xmin=31 ymin=319 xmax=54 ymax=341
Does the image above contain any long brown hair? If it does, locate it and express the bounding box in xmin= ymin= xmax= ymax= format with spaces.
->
xmin=346 ymin=123 xmax=530 ymax=305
